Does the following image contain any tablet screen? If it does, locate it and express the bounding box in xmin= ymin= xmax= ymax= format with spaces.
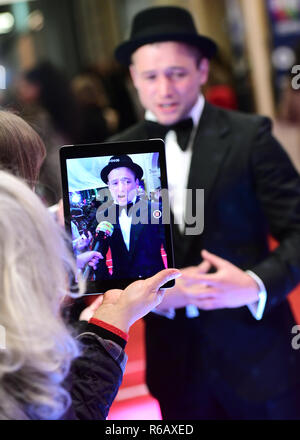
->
xmin=60 ymin=140 xmax=175 ymax=294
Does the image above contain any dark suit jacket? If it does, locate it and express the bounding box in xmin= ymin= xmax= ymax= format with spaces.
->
xmin=111 ymin=102 xmax=300 ymax=405
xmin=94 ymin=199 xmax=166 ymax=280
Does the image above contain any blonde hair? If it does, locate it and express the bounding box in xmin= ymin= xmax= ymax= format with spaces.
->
xmin=0 ymin=170 xmax=83 ymax=419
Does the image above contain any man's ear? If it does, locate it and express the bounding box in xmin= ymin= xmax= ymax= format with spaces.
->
xmin=198 ymin=58 xmax=210 ymax=86
xmin=129 ymin=64 xmax=138 ymax=87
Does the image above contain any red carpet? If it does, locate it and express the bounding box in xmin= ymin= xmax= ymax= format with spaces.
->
xmin=107 ymin=319 xmax=162 ymax=420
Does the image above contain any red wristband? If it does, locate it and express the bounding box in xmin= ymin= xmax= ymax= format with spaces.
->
xmin=89 ymin=317 xmax=129 ymax=342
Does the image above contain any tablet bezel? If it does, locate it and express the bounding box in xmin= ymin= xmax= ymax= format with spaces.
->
xmin=60 ymin=139 xmax=175 ymax=294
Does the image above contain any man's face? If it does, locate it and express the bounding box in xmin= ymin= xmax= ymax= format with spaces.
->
xmin=130 ymin=41 xmax=209 ymax=125
xmin=107 ymin=167 xmax=139 ymax=206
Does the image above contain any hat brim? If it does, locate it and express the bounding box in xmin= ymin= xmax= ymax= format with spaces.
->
xmin=115 ymin=33 xmax=217 ymax=65
xmin=101 ymin=162 xmax=144 ymax=184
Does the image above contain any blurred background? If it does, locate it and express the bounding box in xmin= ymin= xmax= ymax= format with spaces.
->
xmin=1 ymin=0 xmax=300 ymax=419
xmin=1 ymin=1 xmax=300 ymax=106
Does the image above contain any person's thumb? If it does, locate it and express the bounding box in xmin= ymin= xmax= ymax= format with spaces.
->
xmin=201 ymin=249 xmax=228 ymax=268
xmin=89 ymin=295 xmax=104 ymax=311
xmin=197 ymin=259 xmax=211 ymax=274
xmin=147 ymin=268 xmax=181 ymax=291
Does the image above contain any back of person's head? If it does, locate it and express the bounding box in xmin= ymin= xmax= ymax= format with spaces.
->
xmin=23 ymin=61 xmax=81 ymax=141
xmin=0 ymin=110 xmax=46 ymax=187
xmin=71 ymin=73 xmax=109 ymax=108
xmin=24 ymin=61 xmax=70 ymax=110
xmin=0 ymin=170 xmax=81 ymax=419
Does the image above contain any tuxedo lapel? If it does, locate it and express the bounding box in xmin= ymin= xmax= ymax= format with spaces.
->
xmin=128 ymin=222 xmax=143 ymax=259
xmin=128 ymin=201 xmax=149 ymax=259
xmin=180 ymin=102 xmax=231 ymax=260
xmin=187 ymin=102 xmax=230 ymax=200
xmin=113 ymin=221 xmax=129 ymax=254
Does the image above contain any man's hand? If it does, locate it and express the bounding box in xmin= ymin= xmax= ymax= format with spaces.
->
xmin=155 ymin=259 xmax=211 ymax=311
xmin=76 ymin=251 xmax=103 ymax=270
xmin=74 ymin=231 xmax=93 ymax=251
xmin=156 ymin=250 xmax=260 ymax=311
xmin=185 ymin=250 xmax=260 ymax=310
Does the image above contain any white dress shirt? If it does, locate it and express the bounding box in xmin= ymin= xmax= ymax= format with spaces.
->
xmin=115 ymin=195 xmax=137 ymax=251
xmin=119 ymin=208 xmax=132 ymax=251
xmin=145 ymin=95 xmax=267 ymax=320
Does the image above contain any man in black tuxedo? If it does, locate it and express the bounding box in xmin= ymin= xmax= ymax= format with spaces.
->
xmin=93 ymin=154 xmax=166 ymax=281
xmin=111 ymin=6 xmax=300 ymax=419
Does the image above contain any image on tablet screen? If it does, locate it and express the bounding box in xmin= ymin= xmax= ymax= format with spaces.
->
xmin=66 ymin=152 xmax=169 ymax=282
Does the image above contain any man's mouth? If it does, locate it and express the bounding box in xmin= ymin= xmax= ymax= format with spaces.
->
xmin=117 ymin=195 xmax=127 ymax=204
xmin=157 ymin=103 xmax=180 ymax=116
xmin=159 ymin=102 xmax=178 ymax=109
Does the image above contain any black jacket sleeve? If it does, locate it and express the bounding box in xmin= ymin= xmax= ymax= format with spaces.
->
xmin=62 ymin=323 xmax=127 ymax=420
xmin=249 ymin=117 xmax=300 ymax=312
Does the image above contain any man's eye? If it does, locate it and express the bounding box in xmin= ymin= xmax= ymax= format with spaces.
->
xmin=171 ymin=72 xmax=186 ymax=79
xmin=144 ymin=75 xmax=156 ymax=81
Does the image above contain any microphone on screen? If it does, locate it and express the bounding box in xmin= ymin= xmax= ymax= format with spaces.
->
xmin=82 ymin=221 xmax=114 ymax=279
xmin=95 ymin=221 xmax=114 ymax=240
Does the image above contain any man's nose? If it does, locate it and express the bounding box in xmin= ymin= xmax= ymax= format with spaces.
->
xmin=157 ymin=76 xmax=173 ymax=97
xmin=118 ymin=181 xmax=126 ymax=191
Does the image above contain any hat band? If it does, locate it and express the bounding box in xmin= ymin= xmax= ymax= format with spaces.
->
xmin=132 ymin=23 xmax=198 ymax=40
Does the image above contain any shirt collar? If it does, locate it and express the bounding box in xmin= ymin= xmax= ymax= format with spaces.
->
xmin=145 ymin=94 xmax=205 ymax=127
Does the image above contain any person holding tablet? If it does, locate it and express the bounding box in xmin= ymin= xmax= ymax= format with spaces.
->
xmin=0 ymin=110 xmax=181 ymax=419
xmin=0 ymin=169 xmax=180 ymax=420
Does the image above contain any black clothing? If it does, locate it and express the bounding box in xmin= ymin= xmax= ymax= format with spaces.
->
xmin=111 ymin=101 xmax=300 ymax=419
xmin=62 ymin=322 xmax=126 ymax=420
xmin=79 ymin=105 xmax=110 ymax=144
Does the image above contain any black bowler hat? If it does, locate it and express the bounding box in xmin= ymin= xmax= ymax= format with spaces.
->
xmin=115 ymin=6 xmax=217 ymax=66
xmin=101 ymin=155 xmax=143 ymax=184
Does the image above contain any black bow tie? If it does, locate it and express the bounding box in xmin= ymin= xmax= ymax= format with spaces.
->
xmin=117 ymin=200 xmax=135 ymax=215
xmin=145 ymin=118 xmax=194 ymax=151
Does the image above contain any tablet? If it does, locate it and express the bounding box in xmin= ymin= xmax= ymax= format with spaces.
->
xmin=60 ymin=139 xmax=175 ymax=294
